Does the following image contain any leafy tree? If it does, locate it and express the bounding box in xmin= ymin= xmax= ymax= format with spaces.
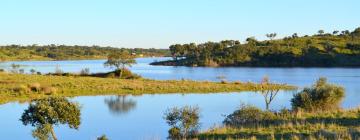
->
xmin=291 ymin=77 xmax=345 ymax=112
xmin=104 ymin=51 xmax=136 ymax=78
xmin=30 ymin=69 xmax=36 ymax=74
xmin=20 ymin=97 xmax=81 ymax=140
xmin=318 ymin=30 xmax=325 ymax=35
xmin=164 ymin=106 xmax=200 ymax=139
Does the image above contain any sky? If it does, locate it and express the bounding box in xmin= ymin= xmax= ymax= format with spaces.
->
xmin=0 ymin=0 xmax=359 ymax=48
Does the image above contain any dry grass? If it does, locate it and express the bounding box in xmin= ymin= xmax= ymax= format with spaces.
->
xmin=0 ymin=73 xmax=295 ymax=104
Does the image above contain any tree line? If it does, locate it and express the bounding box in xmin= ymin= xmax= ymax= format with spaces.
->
xmin=153 ymin=27 xmax=360 ymax=67
xmin=0 ymin=45 xmax=169 ymax=61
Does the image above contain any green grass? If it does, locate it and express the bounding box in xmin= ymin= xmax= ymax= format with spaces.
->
xmin=0 ymin=72 xmax=294 ymax=104
xmin=198 ymin=108 xmax=360 ymax=140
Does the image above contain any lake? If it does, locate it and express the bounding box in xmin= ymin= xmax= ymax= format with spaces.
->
xmin=0 ymin=57 xmax=360 ymax=139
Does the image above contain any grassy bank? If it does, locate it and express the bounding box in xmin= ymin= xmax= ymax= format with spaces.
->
xmin=198 ymin=108 xmax=360 ymax=140
xmin=0 ymin=73 xmax=294 ymax=104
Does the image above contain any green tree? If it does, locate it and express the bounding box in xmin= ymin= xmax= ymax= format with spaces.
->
xmin=291 ymin=77 xmax=345 ymax=112
xmin=104 ymin=51 xmax=136 ymax=78
xmin=318 ymin=30 xmax=325 ymax=35
xmin=164 ymin=106 xmax=200 ymax=139
xmin=20 ymin=97 xmax=81 ymax=140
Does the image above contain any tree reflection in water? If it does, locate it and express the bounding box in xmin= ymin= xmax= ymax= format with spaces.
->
xmin=104 ymin=95 xmax=137 ymax=115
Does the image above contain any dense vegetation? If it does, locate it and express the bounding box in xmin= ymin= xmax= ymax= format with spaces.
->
xmin=291 ymin=77 xmax=345 ymax=112
xmin=21 ymin=97 xmax=81 ymax=140
xmin=198 ymin=78 xmax=360 ymax=139
xmin=0 ymin=45 xmax=169 ymax=61
xmin=152 ymin=27 xmax=360 ymax=67
xmin=0 ymin=72 xmax=293 ymax=104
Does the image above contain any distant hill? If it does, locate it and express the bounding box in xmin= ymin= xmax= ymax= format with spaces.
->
xmin=0 ymin=45 xmax=169 ymax=61
xmin=151 ymin=27 xmax=360 ymax=67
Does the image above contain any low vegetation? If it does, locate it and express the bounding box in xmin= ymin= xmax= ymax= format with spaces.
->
xmin=0 ymin=45 xmax=169 ymax=61
xmin=164 ymin=106 xmax=200 ymax=139
xmin=0 ymin=72 xmax=294 ymax=104
xmin=197 ymin=78 xmax=360 ymax=139
xmin=152 ymin=27 xmax=360 ymax=67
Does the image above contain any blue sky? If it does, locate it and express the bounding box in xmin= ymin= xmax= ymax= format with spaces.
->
xmin=0 ymin=0 xmax=359 ymax=48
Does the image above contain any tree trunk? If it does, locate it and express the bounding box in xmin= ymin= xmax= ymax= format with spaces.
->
xmin=50 ymin=126 xmax=58 ymax=140
xmin=265 ymin=103 xmax=269 ymax=110
xmin=119 ymin=68 xmax=123 ymax=78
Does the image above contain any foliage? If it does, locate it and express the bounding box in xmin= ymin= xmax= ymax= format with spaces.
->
xmin=223 ymin=104 xmax=275 ymax=127
xmin=164 ymin=106 xmax=200 ymax=139
xmin=20 ymin=97 xmax=81 ymax=140
xmin=97 ymin=135 xmax=109 ymax=140
xmin=104 ymin=51 xmax=136 ymax=78
xmin=201 ymin=106 xmax=360 ymax=139
xmin=0 ymin=45 xmax=169 ymax=61
xmin=291 ymin=77 xmax=345 ymax=112
xmin=152 ymin=27 xmax=360 ymax=67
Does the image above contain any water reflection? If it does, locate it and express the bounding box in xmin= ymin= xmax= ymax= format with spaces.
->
xmin=104 ymin=95 xmax=137 ymax=115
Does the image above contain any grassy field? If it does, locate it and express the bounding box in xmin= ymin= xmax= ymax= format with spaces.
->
xmin=0 ymin=72 xmax=294 ymax=104
xmin=198 ymin=108 xmax=360 ymax=140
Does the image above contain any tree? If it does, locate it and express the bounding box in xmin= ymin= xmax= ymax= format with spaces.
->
xmin=318 ymin=30 xmax=325 ymax=35
xmin=266 ymin=33 xmax=277 ymax=40
xmin=30 ymin=69 xmax=36 ymax=74
xmin=291 ymin=77 xmax=345 ymax=112
xmin=164 ymin=106 xmax=200 ymax=139
xmin=20 ymin=97 xmax=81 ymax=140
xmin=333 ymin=30 xmax=339 ymax=35
xmin=259 ymin=76 xmax=282 ymax=110
xmin=104 ymin=51 xmax=136 ymax=78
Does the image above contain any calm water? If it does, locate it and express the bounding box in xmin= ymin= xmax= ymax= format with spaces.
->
xmin=0 ymin=57 xmax=360 ymax=139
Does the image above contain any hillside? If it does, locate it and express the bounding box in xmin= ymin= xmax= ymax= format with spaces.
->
xmin=151 ymin=27 xmax=360 ymax=67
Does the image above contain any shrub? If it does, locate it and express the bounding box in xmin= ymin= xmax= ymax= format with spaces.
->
xmin=291 ymin=77 xmax=345 ymax=112
xmin=164 ymin=106 xmax=200 ymax=139
xmin=223 ymin=104 xmax=276 ymax=127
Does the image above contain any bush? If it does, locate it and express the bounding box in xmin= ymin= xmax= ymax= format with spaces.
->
xmin=164 ymin=106 xmax=200 ymax=139
xmin=291 ymin=77 xmax=345 ymax=112
xmin=223 ymin=104 xmax=276 ymax=127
